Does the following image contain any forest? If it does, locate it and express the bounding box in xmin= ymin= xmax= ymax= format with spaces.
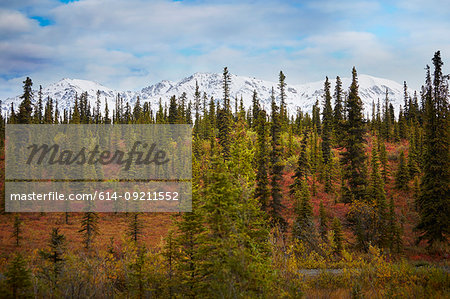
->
xmin=0 ymin=51 xmax=448 ymax=298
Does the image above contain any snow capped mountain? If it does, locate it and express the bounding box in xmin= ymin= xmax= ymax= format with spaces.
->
xmin=2 ymin=72 xmax=407 ymax=117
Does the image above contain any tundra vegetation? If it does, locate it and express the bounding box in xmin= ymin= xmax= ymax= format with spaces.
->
xmin=0 ymin=52 xmax=448 ymax=298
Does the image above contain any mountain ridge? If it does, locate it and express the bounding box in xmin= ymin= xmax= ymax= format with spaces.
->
xmin=1 ymin=72 xmax=410 ymax=117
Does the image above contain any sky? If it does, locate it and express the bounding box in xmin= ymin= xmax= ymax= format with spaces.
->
xmin=0 ymin=0 xmax=449 ymax=99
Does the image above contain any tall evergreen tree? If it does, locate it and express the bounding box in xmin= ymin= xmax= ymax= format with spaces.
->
xmin=251 ymin=89 xmax=260 ymax=128
xmin=254 ymin=110 xmax=270 ymax=211
xmin=35 ymin=85 xmax=43 ymax=123
xmin=4 ymin=253 xmax=32 ymax=298
xmin=407 ymin=127 xmax=420 ymax=178
xmin=174 ymin=188 xmax=205 ymax=297
xmin=39 ymin=228 xmax=66 ymax=293
xmin=331 ymin=217 xmax=343 ymax=255
xmin=322 ymin=77 xmax=334 ymax=193
xmin=322 ymin=76 xmax=333 ymax=164
xmin=388 ymin=196 xmax=402 ymax=253
xmin=79 ymin=212 xmax=99 ymax=250
xmin=133 ymin=96 xmax=142 ymax=123
xmin=378 ymin=139 xmax=389 ymax=183
xmin=193 ymin=81 xmax=201 ymax=134
xmin=398 ymin=106 xmax=407 ymax=140
xmin=395 ymin=151 xmax=409 ymax=190
xmin=312 ymin=99 xmax=321 ymax=134
xmin=9 ymin=102 xmax=17 ymax=123
xmin=278 ymin=71 xmax=288 ymax=129
xmin=12 ymin=215 xmax=22 ymax=247
xmin=269 ymin=88 xmax=287 ymax=231
xmin=416 ymin=51 xmax=450 ymax=246
xmin=17 ymin=77 xmax=33 ymax=124
xmin=199 ymin=154 xmax=273 ymax=297
xmin=168 ymin=95 xmax=178 ymax=124
xmin=290 ymin=131 xmax=309 ymax=194
xmin=368 ymin=144 xmax=388 ymax=248
xmin=341 ymin=67 xmax=367 ymax=203
xmin=403 ymin=81 xmax=409 ymax=121
xmin=128 ymin=212 xmax=143 ymax=243
xmin=292 ymin=178 xmax=316 ymax=248
xmin=382 ymin=89 xmax=392 ymax=140
xmin=333 ymin=76 xmax=344 ymax=144
xmin=95 ymin=90 xmax=102 ymax=123
xmin=217 ymin=67 xmax=232 ymax=159
xmin=104 ymin=99 xmax=111 ymax=124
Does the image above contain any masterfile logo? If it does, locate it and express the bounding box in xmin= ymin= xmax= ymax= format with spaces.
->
xmin=5 ymin=124 xmax=192 ymax=213
xmin=26 ymin=141 xmax=170 ymax=170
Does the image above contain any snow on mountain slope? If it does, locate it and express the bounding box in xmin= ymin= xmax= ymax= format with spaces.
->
xmin=292 ymin=74 xmax=405 ymax=114
xmin=1 ymin=73 xmax=407 ymax=117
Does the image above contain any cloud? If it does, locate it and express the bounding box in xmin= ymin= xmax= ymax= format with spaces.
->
xmin=0 ymin=0 xmax=449 ymax=99
xmin=0 ymin=9 xmax=34 ymax=35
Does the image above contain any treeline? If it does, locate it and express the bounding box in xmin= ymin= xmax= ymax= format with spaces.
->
xmin=0 ymin=52 xmax=448 ymax=298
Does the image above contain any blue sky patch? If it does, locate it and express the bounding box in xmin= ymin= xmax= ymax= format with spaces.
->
xmin=31 ymin=16 xmax=54 ymax=27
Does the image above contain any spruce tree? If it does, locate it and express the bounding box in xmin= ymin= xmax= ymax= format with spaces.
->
xmin=368 ymin=144 xmax=388 ymax=248
xmin=156 ymin=99 xmax=165 ymax=124
xmin=200 ymin=153 xmax=273 ymax=297
xmin=407 ymin=125 xmax=420 ymax=177
xmin=4 ymin=253 xmax=32 ymax=298
xmin=290 ymin=131 xmax=309 ymax=195
xmin=290 ymin=133 xmax=315 ymax=246
xmin=287 ymin=125 xmax=294 ymax=157
xmin=403 ymin=81 xmax=409 ymax=120
xmin=179 ymin=92 xmax=187 ymax=123
xmin=70 ymin=97 xmax=80 ymax=124
xmin=193 ymin=81 xmax=201 ymax=134
xmin=333 ymin=76 xmax=344 ymax=144
xmin=312 ymin=99 xmax=321 ymax=134
xmin=17 ymin=77 xmax=33 ymax=124
xmin=163 ymin=230 xmax=177 ymax=298
xmin=269 ymin=88 xmax=287 ymax=231
xmin=341 ymin=67 xmax=367 ymax=203
xmin=128 ymin=212 xmax=143 ymax=243
xmin=35 ymin=85 xmax=43 ymax=123
xmin=217 ymin=67 xmax=232 ymax=159
xmin=322 ymin=77 xmax=334 ymax=194
xmin=251 ymin=89 xmax=260 ymax=128
xmin=168 ymin=95 xmax=178 ymax=124
xmin=331 ymin=217 xmax=343 ymax=255
xmin=254 ymin=110 xmax=270 ymax=211
xmin=12 ymin=215 xmax=22 ymax=247
xmin=382 ymin=89 xmax=392 ymax=140
xmin=39 ymin=228 xmax=66 ymax=292
xmin=174 ymin=190 xmax=205 ymax=297
xmin=279 ymin=71 xmax=288 ymax=129
xmin=395 ymin=151 xmax=409 ymax=190
xmin=398 ymin=106 xmax=407 ymax=140
xmin=9 ymin=102 xmax=17 ymax=123
xmin=309 ymin=127 xmax=321 ymax=196
xmin=378 ymin=139 xmax=389 ymax=183
xmin=292 ymin=179 xmax=316 ymax=248
xmin=127 ymin=246 xmax=150 ymax=299
xmin=95 ymin=90 xmax=102 ymax=123
xmin=416 ymin=51 xmax=450 ymax=245
xmin=321 ymin=77 xmax=333 ymax=164
xmin=207 ymin=96 xmax=216 ymax=139
xmin=133 ymin=96 xmax=142 ymax=123
xmin=79 ymin=212 xmax=99 ymax=250
xmin=104 ymin=100 xmax=111 ymax=124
